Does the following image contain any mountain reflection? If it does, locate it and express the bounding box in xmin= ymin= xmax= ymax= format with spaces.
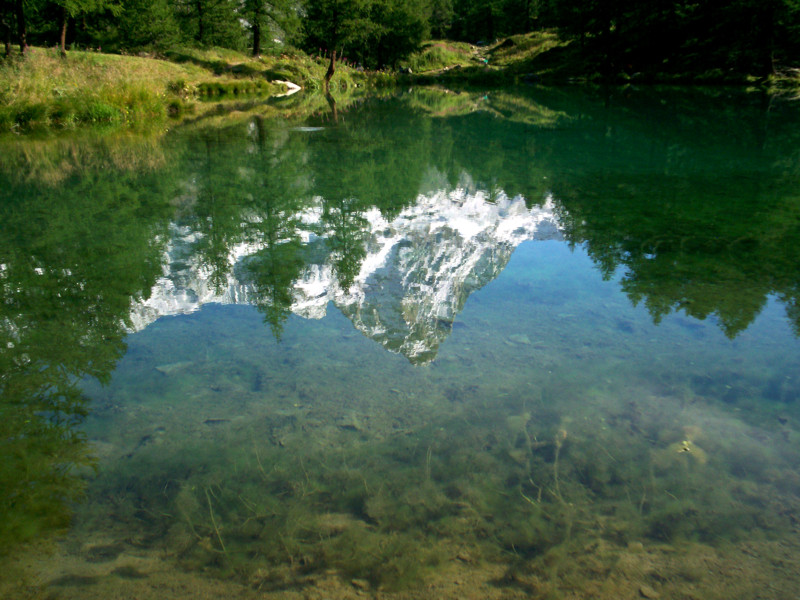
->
xmin=134 ymin=187 xmax=560 ymax=364
xmin=2 ymin=87 xmax=800 ymax=370
xmin=130 ymin=88 xmax=800 ymax=355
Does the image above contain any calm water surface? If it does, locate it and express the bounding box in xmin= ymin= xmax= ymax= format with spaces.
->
xmin=2 ymin=87 xmax=800 ymax=599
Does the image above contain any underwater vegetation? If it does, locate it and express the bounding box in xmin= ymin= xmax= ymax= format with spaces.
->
xmin=67 ymin=337 xmax=800 ymax=597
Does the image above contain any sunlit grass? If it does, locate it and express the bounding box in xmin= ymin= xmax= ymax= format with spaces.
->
xmin=0 ymin=44 xmax=390 ymax=131
xmin=400 ymin=41 xmax=479 ymax=73
xmin=488 ymin=30 xmax=567 ymax=67
xmin=0 ymin=48 xmax=204 ymax=129
xmin=402 ymin=31 xmax=582 ymax=86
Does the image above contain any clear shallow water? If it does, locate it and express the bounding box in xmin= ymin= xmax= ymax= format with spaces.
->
xmin=2 ymin=87 xmax=800 ymax=599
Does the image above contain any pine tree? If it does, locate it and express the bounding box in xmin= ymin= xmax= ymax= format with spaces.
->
xmin=242 ymin=0 xmax=300 ymax=57
xmin=52 ymin=0 xmax=120 ymax=56
xmin=174 ymin=0 xmax=246 ymax=50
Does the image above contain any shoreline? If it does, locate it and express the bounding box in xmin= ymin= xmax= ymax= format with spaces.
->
xmin=2 ymin=41 xmax=798 ymax=134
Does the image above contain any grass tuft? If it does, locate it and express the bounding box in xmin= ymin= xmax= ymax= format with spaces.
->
xmin=400 ymin=41 xmax=479 ymax=73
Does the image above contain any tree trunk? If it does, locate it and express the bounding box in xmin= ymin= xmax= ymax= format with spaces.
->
xmin=524 ymin=0 xmax=532 ymax=30
xmin=252 ymin=2 xmax=261 ymax=56
xmin=324 ymin=49 xmax=336 ymax=89
xmin=195 ymin=0 xmax=204 ymax=43
xmin=756 ymin=2 xmax=776 ymax=76
xmin=325 ymin=89 xmax=338 ymax=123
xmin=2 ymin=4 xmax=11 ymax=57
xmin=1 ymin=1 xmax=9 ymax=56
xmin=599 ymin=1 xmax=614 ymax=76
xmin=15 ymin=0 xmax=25 ymax=54
xmin=254 ymin=115 xmax=267 ymax=148
xmin=59 ymin=6 xmax=67 ymax=58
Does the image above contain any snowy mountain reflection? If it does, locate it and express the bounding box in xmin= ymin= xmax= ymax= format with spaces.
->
xmin=132 ymin=186 xmax=561 ymax=364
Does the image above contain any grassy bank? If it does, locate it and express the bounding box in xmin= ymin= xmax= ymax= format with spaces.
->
xmin=2 ymin=34 xmax=798 ymax=132
xmin=0 ymin=49 xmax=178 ymax=129
xmin=402 ymin=31 xmax=800 ymax=94
xmin=0 ymin=46 xmax=386 ymax=132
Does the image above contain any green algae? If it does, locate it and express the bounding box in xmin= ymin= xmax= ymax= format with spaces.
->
xmin=65 ymin=298 xmax=799 ymax=594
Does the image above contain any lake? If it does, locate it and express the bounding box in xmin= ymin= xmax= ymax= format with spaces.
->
xmin=2 ymin=86 xmax=800 ymax=599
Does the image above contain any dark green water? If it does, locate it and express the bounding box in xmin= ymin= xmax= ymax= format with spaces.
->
xmin=2 ymin=87 xmax=800 ymax=599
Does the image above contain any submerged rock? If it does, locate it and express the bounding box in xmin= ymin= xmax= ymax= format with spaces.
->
xmin=639 ymin=584 xmax=661 ymax=599
xmin=316 ymin=512 xmax=369 ymax=536
xmin=154 ymin=361 xmax=193 ymax=376
xmin=351 ymin=578 xmax=370 ymax=590
xmin=337 ymin=412 xmax=365 ymax=432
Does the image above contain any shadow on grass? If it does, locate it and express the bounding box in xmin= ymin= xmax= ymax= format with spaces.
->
xmin=163 ymin=49 xmax=265 ymax=78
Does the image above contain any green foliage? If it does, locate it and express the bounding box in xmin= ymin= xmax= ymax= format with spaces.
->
xmin=3 ymin=0 xmax=800 ymax=85
xmin=542 ymin=0 xmax=800 ymax=78
xmin=428 ymin=0 xmax=454 ymax=38
xmin=302 ymin=0 xmax=429 ymax=69
xmin=0 ymin=134 xmax=175 ymax=556
xmin=242 ymin=0 xmax=302 ymax=56
xmin=52 ymin=0 xmax=121 ymax=18
xmin=0 ymin=43 xmax=334 ymax=131
xmin=448 ymin=0 xmax=509 ymax=41
xmin=174 ymin=0 xmax=246 ymax=50
xmin=544 ymin=86 xmax=800 ymax=336
xmin=0 ymin=81 xmax=166 ymax=128
xmin=318 ymin=198 xmax=369 ymax=290
xmin=369 ymin=0 xmax=431 ymax=68
xmin=112 ymin=0 xmax=182 ymax=50
xmin=196 ymin=79 xmax=276 ymax=96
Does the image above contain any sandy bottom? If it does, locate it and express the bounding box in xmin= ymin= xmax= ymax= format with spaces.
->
xmin=6 ymin=533 xmax=800 ymax=600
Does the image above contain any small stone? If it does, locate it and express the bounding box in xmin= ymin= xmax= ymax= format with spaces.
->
xmin=627 ymin=541 xmax=644 ymax=552
xmin=154 ymin=361 xmax=193 ymax=376
xmin=509 ymin=334 xmax=532 ymax=345
xmin=338 ymin=412 xmax=364 ymax=432
xmin=351 ymin=578 xmax=370 ymax=591
xmin=508 ymin=449 xmax=528 ymax=465
xmin=639 ymin=584 xmax=660 ymax=599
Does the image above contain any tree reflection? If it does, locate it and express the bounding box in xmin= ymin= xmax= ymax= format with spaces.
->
xmin=239 ymin=117 xmax=311 ymax=338
xmin=0 ymin=149 xmax=173 ymax=554
xmin=182 ymin=132 xmax=252 ymax=293
xmin=155 ymin=91 xmax=800 ymax=348
xmin=387 ymin=87 xmax=800 ymax=339
xmin=319 ymin=196 xmax=369 ymax=291
xmin=176 ymin=91 xmax=800 ymax=342
xmin=546 ymin=94 xmax=800 ymax=337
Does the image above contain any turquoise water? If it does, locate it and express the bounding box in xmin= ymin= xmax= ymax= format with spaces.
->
xmin=2 ymin=87 xmax=800 ymax=599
